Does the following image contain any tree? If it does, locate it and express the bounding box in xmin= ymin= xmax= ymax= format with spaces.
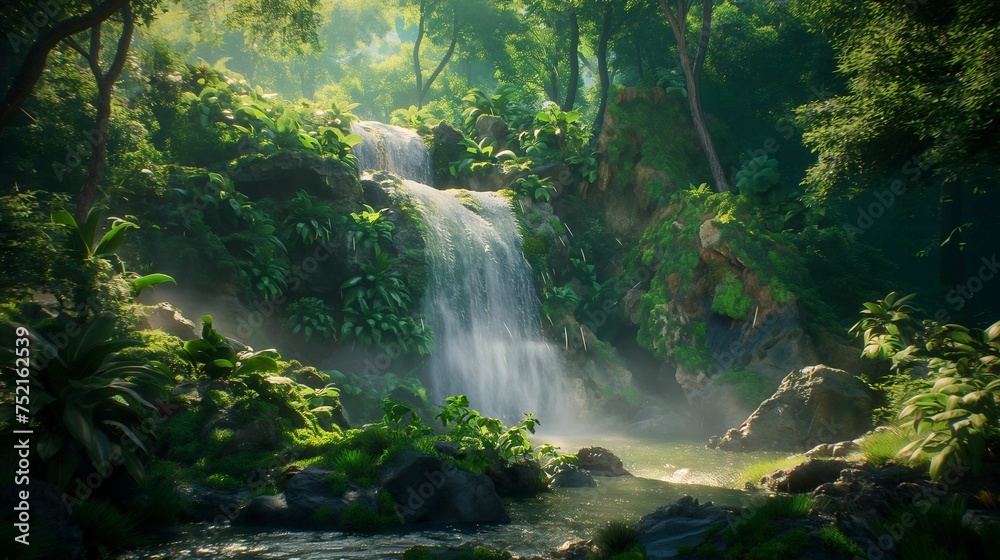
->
xmin=794 ymin=0 xmax=1000 ymax=287
xmin=61 ymin=5 xmax=134 ymax=224
xmin=658 ymin=0 xmax=732 ymax=193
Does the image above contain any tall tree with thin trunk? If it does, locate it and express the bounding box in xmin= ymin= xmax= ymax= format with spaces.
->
xmin=591 ymin=2 xmax=614 ymax=135
xmin=658 ymin=0 xmax=731 ymax=193
xmin=412 ymin=0 xmax=461 ymax=108
xmin=559 ymin=5 xmax=580 ymax=111
xmin=62 ymin=5 xmax=134 ymax=223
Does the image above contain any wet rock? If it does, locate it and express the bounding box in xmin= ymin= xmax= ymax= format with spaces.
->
xmin=487 ymin=460 xmax=549 ymax=497
xmin=714 ymin=365 xmax=876 ymax=452
xmin=637 ymin=496 xmax=729 ymax=560
xmin=578 ymin=447 xmax=632 ymax=477
xmin=379 ymin=452 xmax=508 ymax=525
xmin=760 ymin=459 xmax=855 ymax=493
xmin=433 ymin=441 xmax=462 ymax=457
xmin=699 ymin=220 xmax=723 ymax=250
xmin=229 ymin=151 xmax=360 ymax=207
xmin=177 ymin=484 xmax=249 ymax=523
xmin=551 ymin=540 xmax=596 ymax=560
xmin=549 ymin=464 xmax=597 ymax=488
xmin=235 ymin=467 xmax=376 ymax=529
xmin=138 ymin=302 xmax=198 ymax=339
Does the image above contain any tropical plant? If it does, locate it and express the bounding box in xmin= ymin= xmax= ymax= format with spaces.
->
xmin=391 ymin=105 xmax=439 ymax=129
xmin=280 ymin=191 xmax=338 ymax=247
xmin=520 ymin=105 xmax=590 ymax=160
xmin=449 ymin=137 xmax=517 ymax=178
xmin=516 ymin=174 xmax=557 ymax=202
xmin=341 ymin=252 xmax=411 ymax=315
xmin=348 ymin=205 xmax=394 ymax=253
xmin=566 ymin=150 xmax=600 ymax=184
xmin=238 ymin=250 xmax=289 ymax=301
xmin=179 ymin=315 xmax=281 ymax=380
xmin=51 ymin=208 xmax=175 ymax=295
xmin=545 ymin=285 xmax=582 ymax=312
xmin=734 ymin=156 xmax=780 ymax=196
xmin=851 ymin=293 xmax=1000 ymax=480
xmin=1 ymin=314 xmax=171 ymax=489
xmin=655 ymin=66 xmax=688 ymax=98
xmin=435 ymin=395 xmax=540 ymax=461
xmin=461 ymin=84 xmax=535 ymax=137
xmin=285 ymin=297 xmax=338 ymax=341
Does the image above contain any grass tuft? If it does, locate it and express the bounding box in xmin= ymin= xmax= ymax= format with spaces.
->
xmin=740 ymin=454 xmax=807 ymax=486
xmin=593 ymin=519 xmax=641 ymax=559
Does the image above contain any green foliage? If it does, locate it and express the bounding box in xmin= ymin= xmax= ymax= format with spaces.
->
xmin=391 ymin=105 xmax=439 ymax=130
xmin=858 ymin=428 xmax=921 ymax=467
xmin=331 ymin=449 xmax=379 ymax=484
xmin=436 ymin=395 xmax=540 ymax=464
xmin=593 ymin=520 xmax=641 ymax=560
xmin=285 ymin=297 xmax=338 ymax=341
xmin=711 ymin=274 xmax=753 ymax=320
xmin=713 ymin=369 xmax=776 ymax=410
xmin=339 ymin=502 xmax=381 ymax=533
xmin=0 ymin=192 xmax=60 ymax=301
xmin=734 ymin=156 xmax=780 ymax=198
xmin=725 ymin=524 xmax=808 ymax=560
xmin=205 ymin=472 xmax=243 ymax=490
xmin=461 ymin=84 xmax=536 ymax=138
xmin=515 ymin=174 xmax=557 ymax=202
xmin=0 ymin=314 xmax=169 ymax=490
xmin=740 ymin=454 xmax=807 ymax=486
xmin=324 ymin=471 xmax=349 ymax=497
xmin=876 ymin=497 xmax=998 ymax=560
xmin=817 ymin=526 xmax=863 ymax=558
xmin=280 ymin=191 xmax=338 ymax=248
xmin=520 ymin=105 xmax=590 ymax=161
xmin=449 ymin=137 xmax=516 ymax=178
xmin=348 ymin=205 xmax=394 ymax=254
xmin=851 ymin=293 xmax=1000 ymax=480
xmin=180 ymin=68 xmax=362 ymax=167
xmin=745 ymin=494 xmax=814 ymax=519
xmin=180 ymin=315 xmax=281 ymax=379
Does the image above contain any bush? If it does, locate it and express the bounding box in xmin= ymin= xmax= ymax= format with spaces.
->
xmin=593 ymin=520 xmax=641 ymax=559
xmin=330 ymin=449 xmax=378 ymax=484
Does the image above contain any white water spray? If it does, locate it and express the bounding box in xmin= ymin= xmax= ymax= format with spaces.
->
xmin=351 ymin=121 xmax=433 ymax=184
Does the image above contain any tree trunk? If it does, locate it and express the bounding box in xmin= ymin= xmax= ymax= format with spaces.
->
xmin=939 ymin=179 xmax=964 ymax=288
xmin=413 ymin=0 xmax=427 ymax=108
xmin=75 ymin=6 xmax=134 ymax=224
xmin=0 ymin=0 xmax=130 ymax=133
xmin=547 ymin=65 xmax=560 ymax=106
xmin=592 ymin=4 xmax=613 ymax=136
xmin=419 ymin=14 xmax=459 ymax=107
xmin=560 ymin=6 xmax=580 ymax=111
xmin=659 ymin=0 xmax=731 ymax=193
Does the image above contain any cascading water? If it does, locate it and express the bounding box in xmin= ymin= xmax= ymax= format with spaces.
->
xmin=352 ymin=121 xmax=568 ymax=423
xmin=404 ymin=180 xmax=569 ymax=423
xmin=351 ymin=121 xmax=433 ymax=184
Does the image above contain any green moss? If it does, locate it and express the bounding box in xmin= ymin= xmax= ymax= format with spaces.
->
xmin=403 ymin=547 xmax=435 ymax=560
xmin=711 ymin=274 xmax=753 ymax=319
xmin=818 ymin=526 xmax=863 ymax=558
xmin=339 ymin=502 xmax=381 ymax=533
xmin=314 ymin=505 xmax=336 ymax=528
xmin=208 ymin=427 xmax=235 ymax=447
xmin=713 ymin=368 xmax=776 ymax=410
xmin=378 ymin=489 xmax=402 ymax=527
xmin=205 ymin=473 xmax=242 ymax=490
xmin=118 ymin=329 xmax=188 ymax=379
xmin=674 ymin=344 xmax=713 ymax=372
xmin=204 ymin=389 xmax=234 ymax=410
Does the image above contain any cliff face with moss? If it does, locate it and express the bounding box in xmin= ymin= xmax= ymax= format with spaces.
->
xmin=586 ymin=88 xmax=871 ymax=428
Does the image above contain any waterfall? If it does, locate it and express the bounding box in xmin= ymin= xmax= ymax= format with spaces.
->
xmin=350 ymin=120 xmax=568 ymax=423
xmin=404 ymin=180 xmax=568 ymax=424
xmin=351 ymin=121 xmax=433 ymax=184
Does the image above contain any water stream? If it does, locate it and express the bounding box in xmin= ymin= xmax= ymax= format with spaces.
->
xmin=351 ymin=121 xmax=433 ymax=185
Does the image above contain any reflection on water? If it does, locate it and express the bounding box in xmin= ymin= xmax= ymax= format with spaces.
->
xmin=120 ymin=436 xmax=780 ymax=559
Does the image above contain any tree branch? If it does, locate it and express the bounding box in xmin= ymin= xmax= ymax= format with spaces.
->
xmin=0 ymin=0 xmax=130 ymax=132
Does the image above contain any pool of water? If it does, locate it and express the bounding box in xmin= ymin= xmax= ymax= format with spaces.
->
xmin=120 ymin=435 xmax=778 ymax=559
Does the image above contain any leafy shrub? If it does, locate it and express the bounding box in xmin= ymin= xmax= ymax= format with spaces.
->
xmin=851 ymin=293 xmax=1000 ymax=480
xmin=515 ymin=174 xmax=557 ymax=202
xmin=348 ymin=205 xmax=394 ymax=254
xmin=391 ymin=105 xmax=439 ymax=130
xmin=449 ymin=137 xmax=516 ymax=177
xmin=285 ymin=297 xmax=338 ymax=341
xmin=280 ymin=191 xmax=338 ymax=248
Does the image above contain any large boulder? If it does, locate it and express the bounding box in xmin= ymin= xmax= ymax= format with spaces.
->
xmin=760 ymin=459 xmax=855 ymax=493
xmin=378 ymin=452 xmax=508 ymax=525
xmin=228 ymin=151 xmax=361 ymax=207
xmin=486 ymin=460 xmax=549 ymax=497
xmin=636 ymin=496 xmax=730 ymax=560
xmin=549 ymin=464 xmax=597 ymax=488
xmin=235 ymin=467 xmax=377 ymax=529
xmin=577 ymin=447 xmax=632 ymax=477
xmin=713 ymin=365 xmax=876 ymax=452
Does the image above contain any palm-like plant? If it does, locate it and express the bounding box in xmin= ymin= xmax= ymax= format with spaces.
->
xmin=285 ymin=297 xmax=338 ymax=341
xmin=179 ymin=315 xmax=281 ymax=379
xmin=281 ymin=191 xmax=338 ymax=248
xmin=348 ymin=205 xmax=394 ymax=253
xmin=1 ymin=314 xmax=171 ymax=489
